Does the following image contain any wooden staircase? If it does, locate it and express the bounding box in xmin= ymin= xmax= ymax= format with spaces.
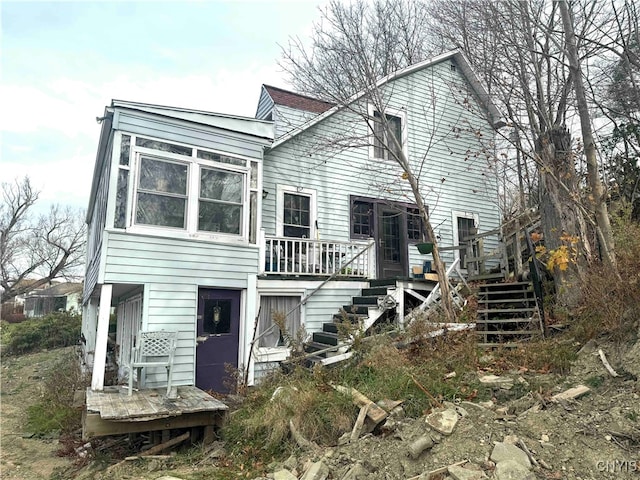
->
xmin=302 ymin=279 xmax=399 ymax=366
xmin=476 ymin=281 xmax=545 ymax=347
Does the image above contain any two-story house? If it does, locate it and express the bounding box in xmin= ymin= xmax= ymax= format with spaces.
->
xmin=82 ymin=50 xmax=502 ymax=395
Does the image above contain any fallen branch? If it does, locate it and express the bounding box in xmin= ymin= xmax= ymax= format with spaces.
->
xmin=125 ymin=455 xmax=172 ymax=461
xmin=516 ymin=439 xmax=539 ymax=468
xmin=410 ymin=375 xmax=443 ymax=408
xmin=598 ymin=349 xmax=620 ymax=377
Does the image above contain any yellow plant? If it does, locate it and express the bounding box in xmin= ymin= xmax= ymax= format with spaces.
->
xmin=536 ymin=233 xmax=579 ymax=272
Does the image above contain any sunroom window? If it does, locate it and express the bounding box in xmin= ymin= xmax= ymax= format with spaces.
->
xmin=135 ymin=156 xmax=188 ymax=228
xmin=199 ymin=167 xmax=243 ymax=234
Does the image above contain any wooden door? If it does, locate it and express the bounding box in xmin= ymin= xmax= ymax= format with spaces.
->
xmin=376 ymin=205 xmax=407 ymax=278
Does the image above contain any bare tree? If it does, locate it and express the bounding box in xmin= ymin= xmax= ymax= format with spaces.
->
xmin=281 ymin=0 xmax=501 ymax=321
xmin=0 ymin=177 xmax=86 ymax=303
xmin=428 ymin=0 xmax=624 ymax=306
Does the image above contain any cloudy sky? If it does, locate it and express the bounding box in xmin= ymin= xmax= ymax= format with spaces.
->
xmin=1 ymin=1 xmax=324 ymax=214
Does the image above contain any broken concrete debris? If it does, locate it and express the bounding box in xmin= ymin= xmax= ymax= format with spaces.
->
xmin=299 ymin=461 xmax=329 ymax=480
xmin=407 ymin=434 xmax=434 ymax=459
xmin=425 ymin=407 xmax=459 ymax=435
xmin=478 ymin=374 xmax=514 ymax=390
xmin=490 ymin=442 xmax=531 ymax=469
xmin=448 ymin=463 xmax=489 ymax=480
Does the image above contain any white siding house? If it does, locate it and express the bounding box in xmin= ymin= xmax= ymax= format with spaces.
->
xmin=82 ymin=50 xmax=502 ymax=394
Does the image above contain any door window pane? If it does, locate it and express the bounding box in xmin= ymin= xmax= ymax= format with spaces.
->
xmin=351 ymin=200 xmax=373 ymax=237
xmin=203 ymin=299 xmax=232 ymax=335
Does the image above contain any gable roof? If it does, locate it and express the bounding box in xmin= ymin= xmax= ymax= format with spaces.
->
xmin=111 ymin=100 xmax=274 ymax=141
xmin=25 ymin=283 xmax=83 ymax=298
xmin=271 ymin=49 xmax=504 ymax=148
xmin=263 ymin=85 xmax=335 ymax=114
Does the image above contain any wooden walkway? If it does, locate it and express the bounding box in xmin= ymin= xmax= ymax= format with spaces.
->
xmin=83 ymin=386 xmax=228 ymax=441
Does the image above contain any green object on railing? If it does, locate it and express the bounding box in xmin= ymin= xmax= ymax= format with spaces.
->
xmin=416 ymin=242 xmax=434 ymax=254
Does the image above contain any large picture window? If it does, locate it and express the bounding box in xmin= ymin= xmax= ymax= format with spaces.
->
xmin=258 ymin=295 xmax=301 ymax=348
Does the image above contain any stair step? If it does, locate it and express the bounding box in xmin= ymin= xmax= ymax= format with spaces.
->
xmin=476 ymin=318 xmax=537 ymax=324
xmin=323 ymin=322 xmax=339 ymax=334
xmin=479 ymin=281 xmax=532 ymax=289
xmin=468 ymin=273 xmax=506 ymax=281
xmin=304 ymin=341 xmax=338 ymax=357
xmin=313 ymin=331 xmax=339 ymax=346
xmin=477 ymin=307 xmax=538 ymax=314
xmin=478 ymin=298 xmax=537 ymax=304
xmin=368 ymin=279 xmax=398 ymax=288
xmin=333 ymin=313 xmax=366 ymax=323
xmin=475 ymin=330 xmax=539 ymax=335
xmin=341 ymin=305 xmax=369 ymax=315
xmin=477 ymin=343 xmax=523 ymax=348
xmin=361 ymin=287 xmax=389 ymax=296
xmin=353 ymin=296 xmax=379 ymax=305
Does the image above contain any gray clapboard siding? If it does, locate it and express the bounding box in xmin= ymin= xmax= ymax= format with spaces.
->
xmin=274 ymin=105 xmax=318 ymax=138
xmin=262 ymin=59 xmax=500 ymax=272
xmin=114 ymin=110 xmax=269 ymax=159
xmin=103 ymin=233 xmax=258 ymax=386
xmin=255 ymin=87 xmax=274 ymax=120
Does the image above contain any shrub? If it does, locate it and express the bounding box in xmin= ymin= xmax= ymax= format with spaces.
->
xmin=27 ymin=348 xmax=89 ymax=435
xmin=574 ymin=206 xmax=640 ymax=343
xmin=2 ymin=311 xmax=81 ymax=355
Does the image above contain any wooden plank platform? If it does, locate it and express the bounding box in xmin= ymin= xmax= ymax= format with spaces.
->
xmin=83 ymin=386 xmax=228 ymax=440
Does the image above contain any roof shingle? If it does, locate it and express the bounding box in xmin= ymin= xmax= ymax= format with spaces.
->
xmin=264 ymin=85 xmax=335 ymax=114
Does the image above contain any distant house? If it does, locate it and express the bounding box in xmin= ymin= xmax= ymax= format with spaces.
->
xmin=24 ymin=283 xmax=83 ymax=318
xmin=82 ymin=50 xmax=502 ymax=394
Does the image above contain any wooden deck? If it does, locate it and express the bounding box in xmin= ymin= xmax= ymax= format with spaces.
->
xmin=83 ymin=386 xmax=228 ymax=441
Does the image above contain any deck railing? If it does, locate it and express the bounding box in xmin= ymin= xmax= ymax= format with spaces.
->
xmin=262 ymin=235 xmax=375 ymax=277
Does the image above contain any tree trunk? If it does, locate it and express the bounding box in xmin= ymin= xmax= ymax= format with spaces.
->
xmin=558 ymin=0 xmax=618 ymax=273
xmin=537 ymin=127 xmax=586 ymax=309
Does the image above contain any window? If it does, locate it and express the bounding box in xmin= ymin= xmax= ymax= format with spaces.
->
xmin=283 ymin=193 xmax=310 ymax=237
xmin=407 ymin=207 xmax=424 ymax=242
xmin=452 ymin=211 xmax=478 ymax=268
xmin=113 ymin=132 xmax=260 ymax=242
xmin=351 ymin=200 xmax=373 ymax=238
xmin=371 ymin=109 xmax=403 ymax=160
xmin=199 ymin=167 xmax=243 ymax=234
xmin=136 ymin=156 xmax=188 ymax=228
xmin=277 ymin=186 xmax=316 ymax=238
xmin=258 ymin=295 xmax=301 ymax=348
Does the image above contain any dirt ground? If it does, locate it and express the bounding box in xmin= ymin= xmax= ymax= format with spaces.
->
xmin=2 ymin=338 xmax=639 ymax=480
xmin=0 ymin=348 xmax=75 ymax=480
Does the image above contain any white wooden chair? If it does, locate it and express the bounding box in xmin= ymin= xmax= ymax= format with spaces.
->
xmin=128 ymin=331 xmax=178 ymax=397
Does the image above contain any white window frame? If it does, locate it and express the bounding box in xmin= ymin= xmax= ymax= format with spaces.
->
xmin=451 ymin=210 xmax=479 ymax=266
xmin=367 ymin=104 xmax=407 ymax=161
xmin=275 ymin=185 xmax=317 ymax=239
xmin=255 ymin=290 xmax=305 ymax=362
xmin=120 ymin=133 xmax=254 ymax=244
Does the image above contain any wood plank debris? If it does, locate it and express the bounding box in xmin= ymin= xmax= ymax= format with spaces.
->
xmin=141 ymin=431 xmax=190 ymax=456
xmin=551 ymin=385 xmax=590 ymax=402
xmin=597 ymin=349 xmax=620 ymax=377
xmin=350 ymin=405 xmax=369 ymax=442
xmin=331 ymin=385 xmax=388 ymax=425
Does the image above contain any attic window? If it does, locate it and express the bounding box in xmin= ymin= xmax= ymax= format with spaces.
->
xmin=370 ymin=109 xmax=404 ymax=161
xmin=450 ymin=63 xmax=457 ymax=72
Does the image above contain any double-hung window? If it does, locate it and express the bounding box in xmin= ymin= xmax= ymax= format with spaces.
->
xmin=199 ymin=167 xmax=243 ymax=234
xmin=276 ymin=185 xmax=316 ymax=239
xmin=370 ymin=106 xmax=405 ymax=161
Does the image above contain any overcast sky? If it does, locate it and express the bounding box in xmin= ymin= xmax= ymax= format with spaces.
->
xmin=1 ymin=1 xmax=324 ymax=214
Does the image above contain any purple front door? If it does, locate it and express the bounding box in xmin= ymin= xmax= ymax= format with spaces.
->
xmin=196 ymin=288 xmax=241 ymax=393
